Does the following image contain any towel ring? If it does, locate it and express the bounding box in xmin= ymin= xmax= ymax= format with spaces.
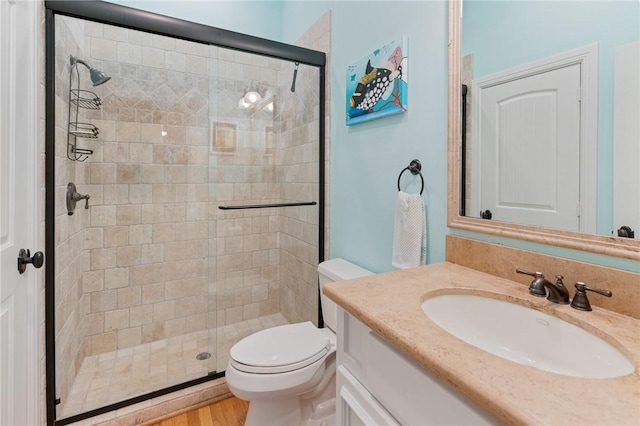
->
xmin=397 ymin=159 xmax=424 ymax=195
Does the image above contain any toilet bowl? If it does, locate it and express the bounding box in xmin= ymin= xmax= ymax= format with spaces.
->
xmin=226 ymin=258 xmax=373 ymax=426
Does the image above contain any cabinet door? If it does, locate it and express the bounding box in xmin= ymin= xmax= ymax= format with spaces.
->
xmin=337 ymin=366 xmax=399 ymax=426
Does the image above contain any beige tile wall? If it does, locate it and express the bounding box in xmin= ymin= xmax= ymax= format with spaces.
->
xmin=79 ymin=22 xmax=212 ymax=356
xmin=54 ymin=15 xmax=92 ymax=408
xmin=210 ymin=47 xmax=283 ymax=328
xmin=78 ymin=24 xmax=302 ymax=353
xmin=277 ymin=11 xmax=331 ymax=325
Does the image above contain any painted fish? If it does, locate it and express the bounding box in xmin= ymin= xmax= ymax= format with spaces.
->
xmin=349 ymin=60 xmax=396 ymax=111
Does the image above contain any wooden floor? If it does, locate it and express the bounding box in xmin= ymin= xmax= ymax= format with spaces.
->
xmin=148 ymin=396 xmax=249 ymax=426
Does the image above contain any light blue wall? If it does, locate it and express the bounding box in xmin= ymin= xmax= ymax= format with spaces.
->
xmin=282 ymin=1 xmax=449 ymax=273
xmin=105 ymin=0 xmax=284 ymax=41
xmin=462 ymin=0 xmax=640 ymax=236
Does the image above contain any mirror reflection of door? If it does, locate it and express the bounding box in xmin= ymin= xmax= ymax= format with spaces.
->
xmin=613 ymin=41 xmax=640 ymax=237
xmin=474 ymin=63 xmax=581 ymax=231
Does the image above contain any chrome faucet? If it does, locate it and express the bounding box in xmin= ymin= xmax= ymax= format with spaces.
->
xmin=516 ymin=269 xmax=570 ymax=304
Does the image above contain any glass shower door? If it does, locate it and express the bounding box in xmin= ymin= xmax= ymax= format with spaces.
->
xmin=53 ymin=14 xmax=217 ymax=419
xmin=48 ymin=4 xmax=325 ymax=422
xmin=210 ymin=48 xmax=321 ymax=371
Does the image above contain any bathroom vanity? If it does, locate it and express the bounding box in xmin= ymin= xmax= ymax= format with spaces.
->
xmin=336 ymin=306 xmax=496 ymax=425
xmin=324 ymin=262 xmax=640 ymax=425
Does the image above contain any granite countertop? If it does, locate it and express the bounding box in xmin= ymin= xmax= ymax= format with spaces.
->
xmin=323 ymin=262 xmax=640 ymax=425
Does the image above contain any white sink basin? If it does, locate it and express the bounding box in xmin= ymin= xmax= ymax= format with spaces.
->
xmin=421 ymin=294 xmax=634 ymax=379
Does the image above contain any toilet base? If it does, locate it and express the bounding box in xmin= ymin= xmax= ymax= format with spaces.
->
xmin=243 ymin=367 xmax=337 ymax=426
xmin=244 ymin=395 xmax=336 ymax=426
xmin=245 ymin=399 xmax=301 ymax=426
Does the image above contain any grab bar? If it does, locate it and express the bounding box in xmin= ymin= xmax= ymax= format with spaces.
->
xmin=219 ymin=201 xmax=317 ymax=210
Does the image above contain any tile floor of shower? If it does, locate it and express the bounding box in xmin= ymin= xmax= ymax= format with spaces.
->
xmin=60 ymin=313 xmax=289 ymax=418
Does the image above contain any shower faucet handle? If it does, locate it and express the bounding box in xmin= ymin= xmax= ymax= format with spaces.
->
xmin=66 ymin=182 xmax=90 ymax=215
xmin=80 ymin=194 xmax=90 ymax=209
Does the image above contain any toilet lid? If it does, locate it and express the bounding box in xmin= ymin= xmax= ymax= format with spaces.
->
xmin=230 ymin=322 xmax=330 ymax=373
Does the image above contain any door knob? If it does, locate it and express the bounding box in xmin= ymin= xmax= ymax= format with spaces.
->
xmin=617 ymin=226 xmax=635 ymax=239
xmin=480 ymin=209 xmax=492 ymax=220
xmin=17 ymin=249 xmax=44 ymax=274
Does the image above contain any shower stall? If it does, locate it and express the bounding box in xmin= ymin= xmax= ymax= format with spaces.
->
xmin=45 ymin=2 xmax=326 ymax=424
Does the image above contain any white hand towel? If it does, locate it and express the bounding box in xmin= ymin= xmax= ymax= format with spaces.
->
xmin=392 ymin=191 xmax=427 ymax=269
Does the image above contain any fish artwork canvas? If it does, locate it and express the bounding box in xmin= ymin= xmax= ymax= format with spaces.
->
xmin=346 ymin=37 xmax=408 ymax=125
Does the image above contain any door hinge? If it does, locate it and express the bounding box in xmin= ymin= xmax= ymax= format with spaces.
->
xmin=577 ymin=87 xmax=582 ymax=102
xmin=576 ymin=202 xmax=582 ymax=217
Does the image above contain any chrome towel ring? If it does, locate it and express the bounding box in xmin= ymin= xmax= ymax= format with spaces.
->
xmin=397 ymin=159 xmax=424 ymax=195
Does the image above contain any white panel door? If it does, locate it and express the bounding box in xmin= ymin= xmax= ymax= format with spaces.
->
xmin=613 ymin=41 xmax=640 ymax=237
xmin=0 ymin=0 xmax=41 ymax=425
xmin=478 ymin=63 xmax=581 ymax=231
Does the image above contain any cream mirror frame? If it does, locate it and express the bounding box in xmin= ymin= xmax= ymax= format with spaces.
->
xmin=447 ymin=0 xmax=640 ymax=262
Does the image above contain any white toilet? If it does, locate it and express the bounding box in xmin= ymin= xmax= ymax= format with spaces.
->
xmin=225 ymin=258 xmax=373 ymax=426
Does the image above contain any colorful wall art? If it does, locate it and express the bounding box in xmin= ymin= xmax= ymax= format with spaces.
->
xmin=346 ymin=36 xmax=408 ymax=126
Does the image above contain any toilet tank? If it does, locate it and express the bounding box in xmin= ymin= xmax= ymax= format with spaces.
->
xmin=318 ymin=258 xmax=373 ymax=331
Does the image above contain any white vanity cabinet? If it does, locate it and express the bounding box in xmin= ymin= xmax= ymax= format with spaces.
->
xmin=336 ymin=307 xmax=497 ymax=426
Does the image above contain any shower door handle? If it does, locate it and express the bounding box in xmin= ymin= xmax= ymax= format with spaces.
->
xmin=17 ymin=249 xmax=44 ymax=274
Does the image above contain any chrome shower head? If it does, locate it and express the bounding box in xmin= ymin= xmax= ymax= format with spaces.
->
xmin=70 ymin=55 xmax=111 ymax=86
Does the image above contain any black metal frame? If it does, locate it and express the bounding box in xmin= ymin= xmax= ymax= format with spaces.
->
xmin=460 ymin=84 xmax=468 ymax=216
xmin=45 ymin=1 xmax=326 ymax=424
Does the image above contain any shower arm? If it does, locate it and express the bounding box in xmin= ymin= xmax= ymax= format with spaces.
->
xmin=70 ymin=55 xmax=90 ymax=71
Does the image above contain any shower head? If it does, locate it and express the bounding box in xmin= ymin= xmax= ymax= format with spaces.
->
xmin=70 ymin=55 xmax=111 ymax=86
xmin=88 ymin=68 xmax=111 ymax=86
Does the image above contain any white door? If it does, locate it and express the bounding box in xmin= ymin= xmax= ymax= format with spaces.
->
xmin=0 ymin=0 xmax=41 ymax=425
xmin=476 ymin=63 xmax=581 ymax=231
xmin=613 ymin=41 xmax=640 ymax=237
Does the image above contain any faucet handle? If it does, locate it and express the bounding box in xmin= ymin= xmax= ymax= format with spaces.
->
xmin=570 ymin=282 xmax=612 ymax=311
xmin=81 ymin=194 xmax=90 ymax=209
xmin=515 ymin=268 xmax=543 ymax=279
xmin=515 ymin=268 xmax=547 ymax=296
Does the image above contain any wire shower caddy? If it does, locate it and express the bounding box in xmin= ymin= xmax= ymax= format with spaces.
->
xmin=67 ymin=56 xmax=101 ymax=161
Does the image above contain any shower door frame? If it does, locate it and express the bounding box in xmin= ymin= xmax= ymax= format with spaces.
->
xmin=44 ymin=1 xmax=326 ymax=424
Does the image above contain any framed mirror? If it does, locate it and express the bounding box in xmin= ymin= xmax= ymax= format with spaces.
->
xmin=447 ymin=0 xmax=640 ymax=261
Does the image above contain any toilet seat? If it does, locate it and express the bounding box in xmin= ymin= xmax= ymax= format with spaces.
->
xmin=230 ymin=322 xmax=330 ymax=374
